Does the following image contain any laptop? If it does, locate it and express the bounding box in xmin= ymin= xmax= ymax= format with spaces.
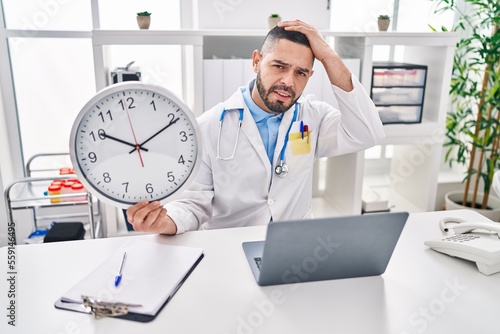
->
xmin=242 ymin=211 xmax=409 ymax=286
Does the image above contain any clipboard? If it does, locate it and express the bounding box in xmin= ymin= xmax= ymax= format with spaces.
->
xmin=54 ymin=239 xmax=204 ymax=322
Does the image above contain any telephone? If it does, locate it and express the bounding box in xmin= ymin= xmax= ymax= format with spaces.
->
xmin=425 ymin=217 xmax=500 ymax=275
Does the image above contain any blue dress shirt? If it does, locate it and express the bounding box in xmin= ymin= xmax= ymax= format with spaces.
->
xmin=241 ymin=80 xmax=283 ymax=164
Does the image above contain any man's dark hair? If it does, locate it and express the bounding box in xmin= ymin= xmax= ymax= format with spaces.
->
xmin=260 ymin=26 xmax=311 ymax=56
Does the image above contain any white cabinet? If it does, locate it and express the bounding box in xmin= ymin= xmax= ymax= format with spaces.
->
xmin=331 ymin=32 xmax=457 ymax=214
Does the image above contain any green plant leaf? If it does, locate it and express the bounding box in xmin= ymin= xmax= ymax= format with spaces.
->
xmin=431 ymin=0 xmax=500 ymax=202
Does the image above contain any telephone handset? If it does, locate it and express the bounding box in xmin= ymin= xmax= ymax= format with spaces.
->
xmin=425 ymin=217 xmax=500 ymax=275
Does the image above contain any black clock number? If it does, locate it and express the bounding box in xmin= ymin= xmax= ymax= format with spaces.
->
xmin=88 ymin=152 xmax=97 ymax=163
xmin=179 ymin=131 xmax=188 ymax=142
xmin=118 ymin=97 xmax=135 ymax=110
xmin=178 ymin=155 xmax=185 ymax=165
xmin=146 ymin=183 xmax=154 ymax=194
xmin=122 ymin=182 xmax=129 ymax=193
xmin=150 ymin=100 xmax=156 ymax=111
xmin=103 ymin=172 xmax=111 ymax=183
xmin=89 ymin=129 xmax=106 ymax=141
xmin=98 ymin=110 xmax=113 ymax=123
xmin=167 ymin=172 xmax=175 ymax=182
xmin=167 ymin=112 xmax=175 ymax=123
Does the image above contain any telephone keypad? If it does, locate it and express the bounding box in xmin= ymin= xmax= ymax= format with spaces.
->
xmin=443 ymin=235 xmax=481 ymax=243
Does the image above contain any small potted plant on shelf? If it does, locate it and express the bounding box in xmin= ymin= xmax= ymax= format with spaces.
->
xmin=433 ymin=0 xmax=500 ymax=219
xmin=377 ymin=14 xmax=391 ymax=31
xmin=268 ymin=13 xmax=281 ymax=29
xmin=137 ymin=11 xmax=151 ymax=30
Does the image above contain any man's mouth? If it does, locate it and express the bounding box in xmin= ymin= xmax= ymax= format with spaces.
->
xmin=273 ymin=89 xmax=292 ymax=101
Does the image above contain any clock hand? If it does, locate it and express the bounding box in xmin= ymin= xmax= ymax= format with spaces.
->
xmin=101 ymin=130 xmax=149 ymax=152
xmin=122 ymin=98 xmax=145 ymax=167
xmin=128 ymin=117 xmax=180 ymax=154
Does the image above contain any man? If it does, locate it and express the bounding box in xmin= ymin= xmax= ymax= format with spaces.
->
xmin=126 ymin=20 xmax=384 ymax=234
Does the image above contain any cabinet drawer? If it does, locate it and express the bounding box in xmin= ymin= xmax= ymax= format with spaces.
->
xmin=372 ymin=68 xmax=427 ymax=86
xmin=372 ymin=87 xmax=424 ymax=105
xmin=377 ymin=106 xmax=422 ymax=124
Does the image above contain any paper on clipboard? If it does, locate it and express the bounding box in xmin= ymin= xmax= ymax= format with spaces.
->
xmin=55 ymin=239 xmax=204 ymax=321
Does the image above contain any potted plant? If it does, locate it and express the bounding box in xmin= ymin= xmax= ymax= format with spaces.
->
xmin=377 ymin=14 xmax=391 ymax=31
xmin=433 ymin=0 xmax=500 ymax=219
xmin=137 ymin=11 xmax=151 ymax=29
xmin=268 ymin=14 xmax=281 ymax=29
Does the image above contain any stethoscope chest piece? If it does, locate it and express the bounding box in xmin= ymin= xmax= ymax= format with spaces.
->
xmin=274 ymin=161 xmax=288 ymax=178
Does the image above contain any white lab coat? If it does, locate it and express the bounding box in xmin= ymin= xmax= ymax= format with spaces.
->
xmin=167 ymin=76 xmax=385 ymax=233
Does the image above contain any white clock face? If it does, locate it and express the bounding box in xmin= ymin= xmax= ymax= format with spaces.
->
xmin=69 ymin=82 xmax=201 ymax=209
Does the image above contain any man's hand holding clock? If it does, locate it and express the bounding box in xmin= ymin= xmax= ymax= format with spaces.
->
xmin=126 ymin=200 xmax=177 ymax=235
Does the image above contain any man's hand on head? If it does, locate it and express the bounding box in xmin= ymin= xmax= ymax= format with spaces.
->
xmin=278 ymin=20 xmax=335 ymax=63
xmin=278 ymin=20 xmax=353 ymax=92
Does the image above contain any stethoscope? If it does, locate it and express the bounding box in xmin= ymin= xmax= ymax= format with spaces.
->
xmin=216 ymin=104 xmax=298 ymax=178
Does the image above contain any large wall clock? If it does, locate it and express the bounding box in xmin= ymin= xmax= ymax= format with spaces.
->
xmin=69 ymin=82 xmax=202 ymax=209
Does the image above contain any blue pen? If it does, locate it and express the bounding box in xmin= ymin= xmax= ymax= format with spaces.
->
xmin=300 ymin=120 xmax=304 ymax=139
xmin=114 ymin=252 xmax=127 ymax=287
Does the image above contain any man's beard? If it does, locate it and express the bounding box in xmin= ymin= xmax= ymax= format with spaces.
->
xmin=255 ymin=72 xmax=297 ymax=114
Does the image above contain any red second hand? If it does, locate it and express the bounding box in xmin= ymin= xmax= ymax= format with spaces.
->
xmin=122 ymin=98 xmax=145 ymax=167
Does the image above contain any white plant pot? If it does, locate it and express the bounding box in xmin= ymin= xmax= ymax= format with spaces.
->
xmin=268 ymin=17 xmax=281 ymax=29
xmin=445 ymin=190 xmax=500 ymax=221
xmin=377 ymin=19 xmax=390 ymax=31
xmin=137 ymin=16 xmax=151 ymax=29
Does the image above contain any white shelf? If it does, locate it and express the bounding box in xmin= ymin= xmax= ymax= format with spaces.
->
xmin=363 ymin=32 xmax=457 ymax=46
xmin=380 ymin=120 xmax=446 ymax=144
xmin=92 ymin=29 xmax=203 ymax=45
xmin=90 ymin=29 xmax=457 ymax=42
xmin=337 ymin=33 xmax=457 ymax=213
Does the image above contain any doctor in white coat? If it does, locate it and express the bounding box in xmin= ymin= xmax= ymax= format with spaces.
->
xmin=127 ymin=20 xmax=385 ymax=234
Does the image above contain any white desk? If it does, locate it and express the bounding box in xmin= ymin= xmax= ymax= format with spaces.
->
xmin=2 ymin=210 xmax=500 ymax=334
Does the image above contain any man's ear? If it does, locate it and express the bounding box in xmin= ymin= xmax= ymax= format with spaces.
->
xmin=251 ymin=50 xmax=261 ymax=73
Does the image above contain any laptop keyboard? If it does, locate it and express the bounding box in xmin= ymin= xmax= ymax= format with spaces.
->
xmin=254 ymin=257 xmax=263 ymax=271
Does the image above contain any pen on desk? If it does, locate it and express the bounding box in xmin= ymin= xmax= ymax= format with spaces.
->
xmin=115 ymin=252 xmax=127 ymax=287
xmin=300 ymin=121 xmax=304 ymax=139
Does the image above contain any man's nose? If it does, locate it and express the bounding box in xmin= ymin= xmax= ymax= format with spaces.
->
xmin=279 ymin=70 xmax=295 ymax=87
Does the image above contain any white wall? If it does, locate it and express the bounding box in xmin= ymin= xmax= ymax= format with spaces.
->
xmin=331 ymin=0 xmax=394 ymax=32
xmin=198 ymin=0 xmax=331 ymax=30
xmin=197 ymin=0 xmax=454 ymax=33
xmin=330 ymin=0 xmax=453 ymax=32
